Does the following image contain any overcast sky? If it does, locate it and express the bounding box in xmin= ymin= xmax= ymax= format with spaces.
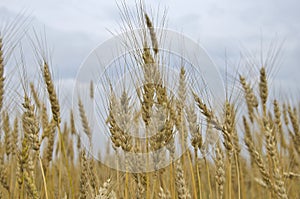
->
xmin=0 ymin=0 xmax=300 ymax=98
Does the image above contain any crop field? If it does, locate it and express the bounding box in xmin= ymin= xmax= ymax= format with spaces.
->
xmin=0 ymin=1 xmax=299 ymax=199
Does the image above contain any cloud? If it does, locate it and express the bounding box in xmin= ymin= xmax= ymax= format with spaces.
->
xmin=0 ymin=0 xmax=299 ymax=96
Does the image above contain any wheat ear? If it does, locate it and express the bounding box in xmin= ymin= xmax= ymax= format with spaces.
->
xmin=43 ymin=62 xmax=60 ymax=125
xmin=0 ymin=37 xmax=5 ymax=112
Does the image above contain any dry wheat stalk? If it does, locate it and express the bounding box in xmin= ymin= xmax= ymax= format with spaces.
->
xmin=22 ymin=96 xmax=40 ymax=151
xmin=43 ymin=119 xmax=56 ymax=171
xmin=244 ymin=117 xmax=273 ymax=190
xmin=0 ymin=162 xmax=9 ymax=192
xmin=147 ymin=84 xmax=172 ymax=170
xmin=215 ymin=143 xmax=225 ymax=199
xmin=176 ymin=67 xmax=188 ymax=149
xmin=273 ymin=100 xmax=287 ymax=149
xmin=30 ymin=82 xmax=41 ymax=109
xmin=144 ymin=13 xmax=159 ymax=55
xmin=70 ymin=110 xmax=77 ymax=135
xmin=193 ymin=93 xmax=214 ymax=121
xmin=2 ymin=111 xmax=11 ymax=156
xmin=239 ymin=75 xmax=258 ymax=122
xmin=17 ymin=133 xmax=30 ymax=190
xmin=24 ymin=170 xmax=39 ymax=199
xmin=43 ymin=62 xmax=61 ymax=125
xmin=165 ymin=101 xmax=176 ymax=159
xmin=141 ymin=60 xmax=155 ymax=126
xmin=175 ymin=160 xmax=191 ymax=199
xmin=186 ymin=104 xmax=202 ymax=154
xmin=264 ymin=119 xmax=288 ymax=199
xmin=0 ymin=37 xmax=4 ymax=112
xmin=77 ymin=134 xmax=81 ymax=150
xmin=78 ymin=98 xmax=92 ymax=141
xmin=282 ymin=103 xmax=289 ymax=126
xmin=40 ymin=103 xmax=49 ymax=133
xmin=88 ymin=158 xmax=98 ymax=195
xmin=11 ymin=117 xmax=19 ymax=156
xmin=80 ymin=150 xmax=89 ymax=199
xmin=118 ymin=91 xmax=133 ymax=152
xmin=224 ymin=101 xmax=240 ymax=153
xmin=259 ymin=67 xmax=268 ymax=116
xmin=287 ymin=105 xmax=300 ymax=155
xmin=107 ymin=89 xmax=133 ymax=152
xmin=90 ymin=80 xmax=94 ymax=99
xmin=106 ymin=90 xmax=123 ymax=149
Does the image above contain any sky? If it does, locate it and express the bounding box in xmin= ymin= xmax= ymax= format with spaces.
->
xmin=0 ymin=0 xmax=300 ymax=103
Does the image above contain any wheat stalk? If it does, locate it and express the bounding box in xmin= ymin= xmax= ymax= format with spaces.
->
xmin=0 ymin=37 xmax=4 ymax=112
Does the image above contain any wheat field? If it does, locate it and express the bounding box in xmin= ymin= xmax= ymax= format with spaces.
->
xmin=0 ymin=2 xmax=299 ymax=199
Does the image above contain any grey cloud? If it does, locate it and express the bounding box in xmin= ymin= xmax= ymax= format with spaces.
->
xmin=1 ymin=0 xmax=300 ymax=95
